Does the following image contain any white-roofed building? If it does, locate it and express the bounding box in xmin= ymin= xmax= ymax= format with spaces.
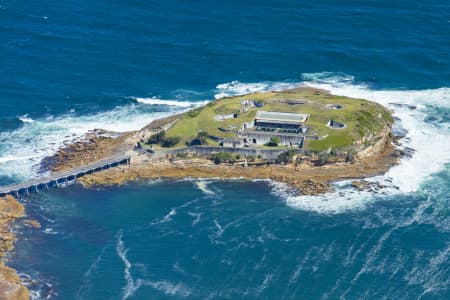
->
xmin=240 ymin=111 xmax=309 ymax=147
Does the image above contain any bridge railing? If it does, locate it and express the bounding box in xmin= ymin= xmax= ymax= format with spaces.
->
xmin=0 ymin=154 xmax=130 ymax=194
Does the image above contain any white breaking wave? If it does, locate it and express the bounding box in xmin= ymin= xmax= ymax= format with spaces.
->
xmin=281 ymin=72 xmax=450 ymax=214
xmin=215 ymin=80 xmax=300 ymax=99
xmin=134 ymin=97 xmax=209 ymax=108
xmin=194 ymin=181 xmax=216 ymax=196
xmin=18 ymin=114 xmax=34 ymax=123
xmin=301 ymin=72 xmax=356 ymax=85
xmin=0 ymin=155 xmax=37 ymax=164
xmin=0 ymin=103 xmax=188 ymax=181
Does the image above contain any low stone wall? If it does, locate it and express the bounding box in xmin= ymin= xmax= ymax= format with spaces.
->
xmin=152 ymin=146 xmax=300 ymax=160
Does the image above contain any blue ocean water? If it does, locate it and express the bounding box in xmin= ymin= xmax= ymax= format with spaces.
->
xmin=1 ymin=0 xmax=449 ymax=299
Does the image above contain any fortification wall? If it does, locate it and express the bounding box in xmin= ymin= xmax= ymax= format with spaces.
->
xmin=152 ymin=146 xmax=299 ymax=160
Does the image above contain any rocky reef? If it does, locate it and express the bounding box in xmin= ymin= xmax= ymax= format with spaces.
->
xmin=79 ymin=138 xmax=398 ymax=195
xmin=40 ymin=129 xmax=134 ymax=173
xmin=0 ymin=196 xmax=29 ymax=300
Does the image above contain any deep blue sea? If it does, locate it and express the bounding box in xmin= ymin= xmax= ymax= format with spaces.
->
xmin=1 ymin=0 xmax=449 ymax=299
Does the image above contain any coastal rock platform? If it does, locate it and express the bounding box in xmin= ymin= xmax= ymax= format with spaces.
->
xmin=0 ymin=196 xmax=29 ymax=300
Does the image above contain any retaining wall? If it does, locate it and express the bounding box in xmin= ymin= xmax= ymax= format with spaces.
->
xmin=151 ymin=146 xmax=301 ymax=160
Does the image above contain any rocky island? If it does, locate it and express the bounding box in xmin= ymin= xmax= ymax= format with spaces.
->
xmin=43 ymin=87 xmax=400 ymax=194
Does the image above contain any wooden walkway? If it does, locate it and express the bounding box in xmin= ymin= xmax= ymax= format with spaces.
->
xmin=0 ymin=155 xmax=130 ymax=197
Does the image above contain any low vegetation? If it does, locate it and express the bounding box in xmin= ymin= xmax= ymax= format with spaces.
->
xmin=186 ymin=131 xmax=209 ymax=146
xmin=211 ymin=152 xmax=235 ymax=164
xmin=164 ymin=87 xmax=392 ymax=152
xmin=265 ymin=137 xmax=280 ymax=147
xmin=276 ymin=149 xmax=297 ymax=164
xmin=146 ymin=130 xmax=181 ymax=148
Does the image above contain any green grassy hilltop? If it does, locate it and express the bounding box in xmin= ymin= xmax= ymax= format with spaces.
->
xmin=163 ymin=87 xmax=392 ymax=152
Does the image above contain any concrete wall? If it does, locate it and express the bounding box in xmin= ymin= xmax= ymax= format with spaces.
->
xmin=243 ymin=132 xmax=304 ymax=147
xmin=152 ymin=146 xmax=299 ymax=160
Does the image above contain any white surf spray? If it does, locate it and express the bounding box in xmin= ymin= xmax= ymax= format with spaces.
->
xmin=18 ymin=114 xmax=35 ymax=123
xmin=215 ymin=80 xmax=300 ymax=99
xmin=0 ymin=99 xmax=204 ymax=181
xmin=134 ymin=97 xmax=209 ymax=108
xmin=194 ymin=181 xmax=216 ymax=196
xmin=216 ymin=75 xmax=450 ymax=213
xmin=282 ymin=72 xmax=450 ymax=214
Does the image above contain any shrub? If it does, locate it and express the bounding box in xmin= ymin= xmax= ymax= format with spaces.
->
xmin=276 ymin=150 xmax=296 ymax=164
xmin=211 ymin=152 xmax=234 ymax=164
xmin=147 ymin=131 xmax=166 ymax=144
xmin=161 ymin=136 xmax=180 ymax=147
xmin=346 ymin=151 xmax=355 ymax=162
xmin=187 ymin=131 xmax=208 ymax=146
xmin=318 ymin=153 xmax=330 ymax=166
xmin=265 ymin=136 xmax=280 ymax=147
xmin=247 ymin=155 xmax=256 ymax=162
xmin=330 ymin=148 xmax=338 ymax=156
xmin=235 ymin=154 xmax=241 ymax=160
xmin=187 ymin=108 xmax=201 ymax=118
xmin=255 ymin=100 xmax=264 ymax=107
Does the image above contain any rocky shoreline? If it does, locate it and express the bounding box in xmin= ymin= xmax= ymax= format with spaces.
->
xmin=42 ymin=102 xmax=400 ymax=195
xmin=0 ymin=196 xmax=30 ymax=300
xmin=77 ymin=140 xmax=399 ymax=195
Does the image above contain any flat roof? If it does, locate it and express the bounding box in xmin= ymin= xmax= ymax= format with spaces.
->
xmin=255 ymin=111 xmax=309 ymax=123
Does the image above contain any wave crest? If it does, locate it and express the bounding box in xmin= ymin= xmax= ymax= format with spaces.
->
xmin=134 ymin=97 xmax=208 ymax=108
xmin=214 ymin=80 xmax=300 ymax=99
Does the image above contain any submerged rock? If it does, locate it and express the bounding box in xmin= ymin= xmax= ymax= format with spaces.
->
xmin=21 ymin=219 xmax=41 ymax=229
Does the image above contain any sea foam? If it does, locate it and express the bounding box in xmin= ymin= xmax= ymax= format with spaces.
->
xmin=215 ymin=74 xmax=450 ymax=213
xmin=134 ymin=97 xmax=209 ymax=108
xmin=215 ymin=80 xmax=300 ymax=99
xmin=0 ymin=99 xmax=203 ymax=181
xmin=18 ymin=114 xmax=35 ymax=123
xmin=282 ymin=73 xmax=450 ymax=214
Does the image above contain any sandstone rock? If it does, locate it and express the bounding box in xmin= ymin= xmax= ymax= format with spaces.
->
xmin=0 ymin=265 xmax=30 ymax=300
xmin=351 ymin=180 xmax=365 ymax=191
xmin=0 ymin=196 xmax=30 ymax=299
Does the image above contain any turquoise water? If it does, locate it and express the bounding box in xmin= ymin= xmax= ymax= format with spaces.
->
xmin=1 ymin=0 xmax=449 ymax=299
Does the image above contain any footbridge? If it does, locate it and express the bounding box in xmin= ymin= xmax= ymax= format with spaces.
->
xmin=0 ymin=155 xmax=130 ymax=198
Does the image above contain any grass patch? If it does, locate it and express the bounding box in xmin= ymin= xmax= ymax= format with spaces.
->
xmin=165 ymin=88 xmax=392 ymax=151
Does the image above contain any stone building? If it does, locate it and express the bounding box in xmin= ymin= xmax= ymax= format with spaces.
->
xmin=240 ymin=111 xmax=309 ymax=147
